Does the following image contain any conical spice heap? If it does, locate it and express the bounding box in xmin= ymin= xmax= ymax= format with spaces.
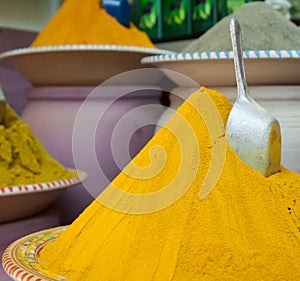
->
xmin=31 ymin=0 xmax=154 ymax=48
xmin=0 ymin=105 xmax=76 ymax=187
xmin=182 ymin=2 xmax=300 ymax=53
xmin=40 ymin=87 xmax=300 ymax=280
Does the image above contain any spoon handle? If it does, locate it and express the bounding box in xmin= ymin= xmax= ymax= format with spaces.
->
xmin=230 ymin=17 xmax=250 ymax=100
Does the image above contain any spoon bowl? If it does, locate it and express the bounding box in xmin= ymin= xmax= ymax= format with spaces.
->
xmin=226 ymin=17 xmax=281 ymax=177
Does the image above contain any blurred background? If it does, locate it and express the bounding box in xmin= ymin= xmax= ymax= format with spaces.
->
xmin=1 ymin=0 xmax=299 ymax=52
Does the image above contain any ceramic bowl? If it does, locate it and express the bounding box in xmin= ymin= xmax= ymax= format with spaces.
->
xmin=2 ymin=226 xmax=67 ymax=281
xmin=0 ymin=170 xmax=87 ymax=223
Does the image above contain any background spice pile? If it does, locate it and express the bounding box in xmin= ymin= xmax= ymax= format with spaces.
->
xmin=31 ymin=0 xmax=155 ymax=48
xmin=182 ymin=2 xmax=300 ymax=52
xmin=0 ymin=105 xmax=75 ymax=187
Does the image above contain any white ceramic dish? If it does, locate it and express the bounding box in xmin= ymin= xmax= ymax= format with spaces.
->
xmin=0 ymin=44 xmax=174 ymax=86
xmin=141 ymin=50 xmax=300 ymax=86
xmin=2 ymin=226 xmax=67 ymax=281
xmin=0 ymin=170 xmax=87 ymax=223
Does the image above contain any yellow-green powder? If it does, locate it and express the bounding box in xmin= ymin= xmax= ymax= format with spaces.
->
xmin=0 ymin=105 xmax=76 ymax=187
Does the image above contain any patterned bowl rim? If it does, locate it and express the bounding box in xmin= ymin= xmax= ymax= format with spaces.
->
xmin=0 ymin=44 xmax=175 ymax=60
xmin=141 ymin=49 xmax=300 ymax=63
xmin=2 ymin=226 xmax=69 ymax=281
xmin=0 ymin=169 xmax=87 ymax=197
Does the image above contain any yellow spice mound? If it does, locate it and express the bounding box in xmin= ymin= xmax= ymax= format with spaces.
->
xmin=0 ymin=105 xmax=76 ymax=187
xmin=31 ymin=0 xmax=154 ymax=48
xmin=40 ymin=87 xmax=300 ymax=280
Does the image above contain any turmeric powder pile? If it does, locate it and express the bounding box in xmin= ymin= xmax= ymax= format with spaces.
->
xmin=31 ymin=0 xmax=154 ymax=48
xmin=0 ymin=105 xmax=76 ymax=187
xmin=40 ymin=87 xmax=300 ymax=280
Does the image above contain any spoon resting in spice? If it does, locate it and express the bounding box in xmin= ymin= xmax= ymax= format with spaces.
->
xmin=226 ymin=17 xmax=282 ymax=177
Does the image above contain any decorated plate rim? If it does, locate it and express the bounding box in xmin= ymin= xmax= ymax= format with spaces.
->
xmin=2 ymin=226 xmax=68 ymax=281
xmin=141 ymin=50 xmax=300 ymax=63
xmin=0 ymin=169 xmax=87 ymax=197
xmin=0 ymin=44 xmax=174 ymax=60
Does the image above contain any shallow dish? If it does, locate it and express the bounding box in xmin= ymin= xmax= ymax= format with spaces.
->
xmin=0 ymin=170 xmax=87 ymax=223
xmin=0 ymin=44 xmax=173 ymax=86
xmin=2 ymin=226 xmax=67 ymax=281
xmin=141 ymin=50 xmax=300 ymax=86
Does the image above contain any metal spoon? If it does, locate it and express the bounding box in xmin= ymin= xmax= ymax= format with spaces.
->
xmin=226 ymin=17 xmax=281 ymax=177
xmin=0 ymin=86 xmax=6 ymax=124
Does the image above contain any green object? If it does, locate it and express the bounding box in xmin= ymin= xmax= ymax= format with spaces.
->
xmin=227 ymin=0 xmax=247 ymax=13
xmin=217 ymin=0 xmax=227 ymax=20
xmin=192 ymin=0 xmax=218 ymax=34
xmin=290 ymin=0 xmax=300 ymax=19
xmin=162 ymin=0 xmax=192 ymax=39
xmin=219 ymin=0 xmax=259 ymax=17
xmin=132 ymin=0 xmax=163 ymax=40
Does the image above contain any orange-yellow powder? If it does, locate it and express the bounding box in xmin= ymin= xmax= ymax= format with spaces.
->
xmin=40 ymin=87 xmax=300 ymax=280
xmin=31 ymin=0 xmax=154 ymax=48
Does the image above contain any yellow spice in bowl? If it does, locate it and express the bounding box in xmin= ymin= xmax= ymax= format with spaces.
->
xmin=40 ymin=87 xmax=300 ymax=280
xmin=0 ymin=105 xmax=76 ymax=187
